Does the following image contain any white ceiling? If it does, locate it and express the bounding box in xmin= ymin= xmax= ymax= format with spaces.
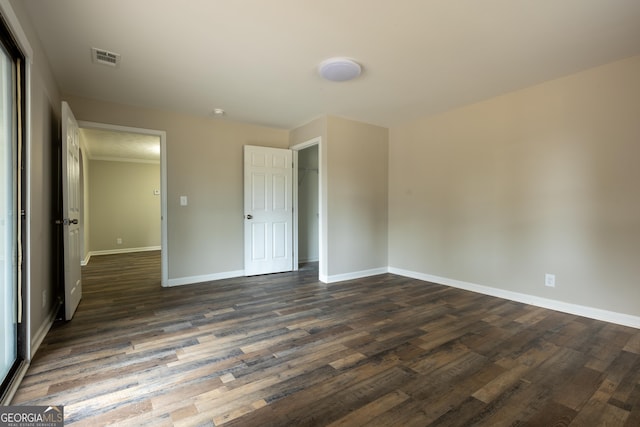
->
xmin=22 ymin=0 xmax=640 ymax=130
xmin=79 ymin=128 xmax=160 ymax=163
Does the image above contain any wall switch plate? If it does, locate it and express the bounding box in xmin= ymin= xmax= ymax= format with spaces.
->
xmin=545 ymin=273 xmax=556 ymax=287
xmin=180 ymin=196 xmax=188 ymax=206
xmin=153 ymin=189 xmax=160 ymax=196
xmin=116 ymin=237 xmax=123 ymax=245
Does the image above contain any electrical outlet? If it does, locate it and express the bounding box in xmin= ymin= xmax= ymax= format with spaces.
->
xmin=42 ymin=290 xmax=47 ymax=308
xmin=116 ymin=237 xmax=123 ymax=245
xmin=545 ymin=273 xmax=556 ymax=288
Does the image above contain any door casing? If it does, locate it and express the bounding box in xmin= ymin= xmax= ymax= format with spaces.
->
xmin=291 ymin=137 xmax=325 ymax=281
xmin=77 ymin=121 xmax=168 ymax=286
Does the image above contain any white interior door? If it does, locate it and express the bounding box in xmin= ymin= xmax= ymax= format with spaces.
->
xmin=61 ymin=101 xmax=82 ymax=320
xmin=244 ymin=145 xmax=293 ymax=276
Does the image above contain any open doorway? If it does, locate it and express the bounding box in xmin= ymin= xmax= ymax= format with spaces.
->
xmin=77 ymin=121 xmax=167 ymax=285
xmin=292 ymin=137 xmax=324 ymax=280
xmin=296 ymin=145 xmax=319 ymax=266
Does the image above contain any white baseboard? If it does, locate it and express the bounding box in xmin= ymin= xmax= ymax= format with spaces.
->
xmin=389 ymin=267 xmax=640 ymax=330
xmin=164 ymin=270 xmax=245 ymax=287
xmin=30 ymin=302 xmax=60 ymax=360
xmin=168 ymin=265 xmax=389 ymax=287
xmin=166 ymin=266 xmax=388 ymax=287
xmin=81 ymin=252 xmax=91 ymax=266
xmin=326 ymin=267 xmax=389 ymax=284
xmin=89 ymin=246 xmax=161 ymax=257
xmin=164 ymin=265 xmax=639 ymax=329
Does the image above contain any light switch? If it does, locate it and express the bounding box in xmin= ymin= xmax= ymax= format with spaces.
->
xmin=180 ymin=196 xmax=188 ymax=206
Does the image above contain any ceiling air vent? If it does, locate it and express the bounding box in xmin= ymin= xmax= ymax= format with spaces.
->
xmin=91 ymin=47 xmax=121 ymax=67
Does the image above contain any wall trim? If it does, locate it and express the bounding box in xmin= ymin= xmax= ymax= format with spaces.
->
xmin=81 ymin=252 xmax=91 ymax=266
xmin=30 ymin=302 xmax=60 ymax=360
xmin=326 ymin=267 xmax=389 ymax=284
xmin=165 ymin=270 xmax=245 ymax=287
xmin=89 ymin=246 xmax=161 ymax=257
xmin=89 ymin=156 xmax=160 ymax=165
xmin=389 ymin=267 xmax=640 ymax=330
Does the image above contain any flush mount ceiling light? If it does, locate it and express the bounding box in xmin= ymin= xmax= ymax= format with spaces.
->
xmin=318 ymin=57 xmax=362 ymax=82
xmin=212 ymin=108 xmax=225 ymax=117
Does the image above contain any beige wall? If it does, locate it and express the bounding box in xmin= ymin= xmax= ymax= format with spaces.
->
xmin=63 ymin=95 xmax=290 ymax=281
xmin=326 ymin=116 xmax=389 ymax=277
xmin=389 ymin=55 xmax=640 ymax=317
xmin=89 ymin=160 xmax=160 ymax=252
xmin=290 ymin=116 xmax=327 ymax=145
xmin=291 ymin=116 xmax=389 ymax=279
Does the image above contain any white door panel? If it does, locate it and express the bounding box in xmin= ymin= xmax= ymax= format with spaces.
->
xmin=244 ymin=146 xmax=293 ymax=276
xmin=251 ymin=222 xmax=267 ymax=260
xmin=62 ymin=102 xmax=82 ymax=320
xmin=272 ymin=222 xmax=288 ymax=258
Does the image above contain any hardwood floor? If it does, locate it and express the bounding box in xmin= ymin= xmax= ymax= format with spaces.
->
xmin=12 ymin=252 xmax=640 ymax=426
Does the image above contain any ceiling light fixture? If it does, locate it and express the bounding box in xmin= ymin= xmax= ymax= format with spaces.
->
xmin=318 ymin=57 xmax=362 ymax=82
xmin=212 ymin=108 xmax=225 ymax=117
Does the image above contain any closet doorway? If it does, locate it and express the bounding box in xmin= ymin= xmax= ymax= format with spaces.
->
xmin=292 ymin=137 xmax=323 ymax=279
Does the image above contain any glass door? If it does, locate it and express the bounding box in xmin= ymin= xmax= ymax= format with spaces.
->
xmin=0 ymin=15 xmax=24 ymax=400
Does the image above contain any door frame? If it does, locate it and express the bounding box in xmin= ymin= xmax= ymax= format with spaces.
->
xmin=77 ymin=121 xmax=168 ymax=286
xmin=291 ymin=137 xmax=326 ymax=282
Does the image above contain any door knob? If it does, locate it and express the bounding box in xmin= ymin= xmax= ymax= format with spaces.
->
xmin=246 ymin=214 xmax=253 ymax=219
xmin=56 ymin=218 xmax=79 ymax=225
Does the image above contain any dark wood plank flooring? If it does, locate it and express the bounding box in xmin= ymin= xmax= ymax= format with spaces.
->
xmin=11 ymin=252 xmax=640 ymax=426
